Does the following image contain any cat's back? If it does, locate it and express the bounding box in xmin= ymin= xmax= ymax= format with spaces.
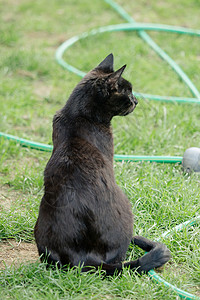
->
xmin=42 ymin=114 xmax=132 ymax=221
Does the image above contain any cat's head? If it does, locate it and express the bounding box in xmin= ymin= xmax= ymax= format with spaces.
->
xmin=67 ymin=53 xmax=138 ymax=123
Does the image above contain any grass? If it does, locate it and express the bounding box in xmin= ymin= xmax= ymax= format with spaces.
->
xmin=0 ymin=0 xmax=200 ymax=298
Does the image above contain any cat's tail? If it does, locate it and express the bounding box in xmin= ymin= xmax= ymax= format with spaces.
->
xmin=126 ymin=235 xmax=171 ymax=274
xmin=82 ymin=236 xmax=171 ymax=276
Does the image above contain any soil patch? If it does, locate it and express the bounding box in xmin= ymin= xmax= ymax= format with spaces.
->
xmin=0 ymin=239 xmax=38 ymax=269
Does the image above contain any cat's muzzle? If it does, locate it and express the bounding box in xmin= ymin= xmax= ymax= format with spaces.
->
xmin=132 ymin=94 xmax=138 ymax=105
xmin=128 ymin=95 xmax=138 ymax=114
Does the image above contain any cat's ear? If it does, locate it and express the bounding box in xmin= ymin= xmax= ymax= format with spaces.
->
xmin=108 ymin=64 xmax=126 ymax=83
xmin=96 ymin=53 xmax=114 ymax=72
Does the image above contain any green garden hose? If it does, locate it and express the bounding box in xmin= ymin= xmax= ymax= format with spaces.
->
xmin=0 ymin=131 xmax=183 ymax=163
xmin=0 ymin=132 xmax=53 ymax=152
xmin=1 ymin=1 xmax=200 ymax=298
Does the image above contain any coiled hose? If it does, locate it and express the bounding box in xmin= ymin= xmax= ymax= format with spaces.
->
xmin=1 ymin=1 xmax=200 ymax=298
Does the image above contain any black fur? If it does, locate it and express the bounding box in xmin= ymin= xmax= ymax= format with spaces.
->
xmin=34 ymin=53 xmax=171 ymax=275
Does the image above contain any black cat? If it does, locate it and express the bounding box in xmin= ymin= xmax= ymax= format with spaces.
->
xmin=34 ymin=54 xmax=171 ymax=275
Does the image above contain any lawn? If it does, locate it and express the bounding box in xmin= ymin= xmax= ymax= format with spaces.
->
xmin=0 ymin=0 xmax=200 ymax=299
